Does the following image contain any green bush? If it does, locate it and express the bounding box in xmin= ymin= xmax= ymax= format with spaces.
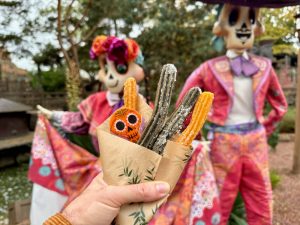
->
xmin=265 ymin=105 xmax=295 ymax=150
xmin=279 ymin=106 xmax=295 ymax=133
xmin=268 ymin=125 xmax=280 ymax=150
xmin=270 ymin=170 xmax=281 ymax=189
xmin=30 ymin=67 xmax=66 ymax=92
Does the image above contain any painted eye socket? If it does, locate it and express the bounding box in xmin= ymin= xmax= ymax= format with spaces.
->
xmin=116 ymin=63 xmax=128 ymax=74
xmin=115 ymin=120 xmax=126 ymax=131
xmin=229 ymin=8 xmax=239 ymax=26
xmin=249 ymin=8 xmax=256 ymax=25
xmin=127 ymin=114 xmax=138 ymax=125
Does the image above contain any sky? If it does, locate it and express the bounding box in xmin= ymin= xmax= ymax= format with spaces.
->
xmin=0 ymin=0 xmax=57 ymax=71
xmin=2 ymin=0 xmax=203 ymax=72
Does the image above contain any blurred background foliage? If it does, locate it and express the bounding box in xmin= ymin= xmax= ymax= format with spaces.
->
xmin=0 ymin=1 xmax=296 ymax=100
xmin=280 ymin=106 xmax=296 ymax=133
xmin=30 ymin=67 xmax=66 ymax=92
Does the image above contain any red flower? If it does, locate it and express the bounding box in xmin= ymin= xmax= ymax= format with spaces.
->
xmin=125 ymin=39 xmax=140 ymax=61
xmin=91 ymin=35 xmax=107 ymax=57
xmin=102 ymin=36 xmax=117 ymax=52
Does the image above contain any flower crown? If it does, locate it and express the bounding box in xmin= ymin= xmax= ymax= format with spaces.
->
xmin=89 ymin=35 xmax=143 ymax=66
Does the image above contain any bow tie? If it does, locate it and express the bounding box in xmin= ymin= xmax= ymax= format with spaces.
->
xmin=229 ymin=56 xmax=259 ymax=77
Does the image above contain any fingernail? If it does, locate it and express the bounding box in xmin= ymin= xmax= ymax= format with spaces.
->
xmin=155 ymin=182 xmax=170 ymax=196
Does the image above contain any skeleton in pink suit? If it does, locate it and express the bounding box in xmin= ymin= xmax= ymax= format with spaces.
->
xmin=177 ymin=4 xmax=287 ymax=225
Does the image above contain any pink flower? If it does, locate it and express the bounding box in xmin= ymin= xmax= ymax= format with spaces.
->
xmin=102 ymin=36 xmax=117 ymax=51
xmin=107 ymin=38 xmax=128 ymax=65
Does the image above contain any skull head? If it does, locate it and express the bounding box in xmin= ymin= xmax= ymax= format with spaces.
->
xmin=109 ymin=108 xmax=142 ymax=143
xmin=97 ymin=56 xmax=144 ymax=93
xmin=90 ymin=35 xmax=144 ymax=94
xmin=213 ymin=4 xmax=264 ymax=52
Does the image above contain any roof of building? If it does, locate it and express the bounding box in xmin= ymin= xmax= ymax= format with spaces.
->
xmin=0 ymin=48 xmax=28 ymax=78
xmin=0 ymin=98 xmax=32 ymax=113
xmin=2 ymin=64 xmax=28 ymax=76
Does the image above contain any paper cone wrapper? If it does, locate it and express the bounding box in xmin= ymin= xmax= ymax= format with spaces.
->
xmin=96 ymin=96 xmax=191 ymax=225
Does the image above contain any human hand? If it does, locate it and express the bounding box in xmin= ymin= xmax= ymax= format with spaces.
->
xmin=37 ymin=105 xmax=53 ymax=119
xmin=62 ymin=174 xmax=170 ymax=225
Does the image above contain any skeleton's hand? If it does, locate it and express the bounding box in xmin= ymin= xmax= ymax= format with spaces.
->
xmin=37 ymin=105 xmax=53 ymax=119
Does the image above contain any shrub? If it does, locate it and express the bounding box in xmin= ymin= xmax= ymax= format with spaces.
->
xmin=30 ymin=67 xmax=66 ymax=92
xmin=270 ymin=170 xmax=281 ymax=189
xmin=279 ymin=106 xmax=295 ymax=133
xmin=268 ymin=126 xmax=280 ymax=150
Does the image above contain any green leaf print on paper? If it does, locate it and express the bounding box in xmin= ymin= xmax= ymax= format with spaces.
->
xmin=119 ymin=164 xmax=141 ymax=184
xmin=129 ymin=205 xmax=147 ymax=225
xmin=144 ymin=166 xmax=155 ymax=181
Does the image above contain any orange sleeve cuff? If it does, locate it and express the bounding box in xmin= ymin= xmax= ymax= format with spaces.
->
xmin=43 ymin=213 xmax=72 ymax=225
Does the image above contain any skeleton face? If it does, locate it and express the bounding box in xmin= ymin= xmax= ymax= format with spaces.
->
xmin=213 ymin=4 xmax=263 ymax=52
xmin=97 ymin=56 xmax=144 ymax=94
xmin=110 ymin=108 xmax=142 ymax=143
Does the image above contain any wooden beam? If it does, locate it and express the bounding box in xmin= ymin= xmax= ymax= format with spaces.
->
xmin=292 ymin=47 xmax=300 ymax=173
xmin=0 ymin=132 xmax=33 ymax=151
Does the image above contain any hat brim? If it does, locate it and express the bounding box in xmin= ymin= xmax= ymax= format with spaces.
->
xmin=198 ymin=0 xmax=299 ymax=8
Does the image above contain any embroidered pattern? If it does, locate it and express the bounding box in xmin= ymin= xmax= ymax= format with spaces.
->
xmin=32 ymin=119 xmax=58 ymax=170
xmin=215 ymin=61 xmax=230 ymax=73
xmin=190 ymin=172 xmax=218 ymax=220
xmin=189 ymin=148 xmax=219 ymax=223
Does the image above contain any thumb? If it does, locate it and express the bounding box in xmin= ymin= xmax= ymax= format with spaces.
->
xmin=105 ymin=182 xmax=170 ymax=207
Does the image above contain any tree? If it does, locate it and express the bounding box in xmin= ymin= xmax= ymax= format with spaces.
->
xmin=56 ymin=0 xmax=144 ymax=109
xmin=136 ymin=1 xmax=218 ymax=100
xmin=30 ymin=67 xmax=66 ymax=92
xmin=257 ymin=7 xmax=298 ymax=55
xmin=0 ymin=1 xmax=56 ymax=59
xmin=0 ymin=1 xmax=23 ymax=50
xmin=37 ymin=0 xmax=218 ymax=106
xmin=32 ymin=44 xmax=62 ymax=73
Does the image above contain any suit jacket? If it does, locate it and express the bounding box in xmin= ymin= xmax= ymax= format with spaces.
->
xmin=177 ymin=55 xmax=287 ymax=135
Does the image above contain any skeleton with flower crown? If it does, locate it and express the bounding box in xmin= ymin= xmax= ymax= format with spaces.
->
xmin=28 ymin=35 xmax=145 ymax=225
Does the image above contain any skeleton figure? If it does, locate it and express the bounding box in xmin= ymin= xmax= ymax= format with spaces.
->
xmin=175 ymin=4 xmax=287 ymax=225
xmin=213 ymin=4 xmax=264 ymax=52
xmin=29 ymin=35 xmax=145 ymax=225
